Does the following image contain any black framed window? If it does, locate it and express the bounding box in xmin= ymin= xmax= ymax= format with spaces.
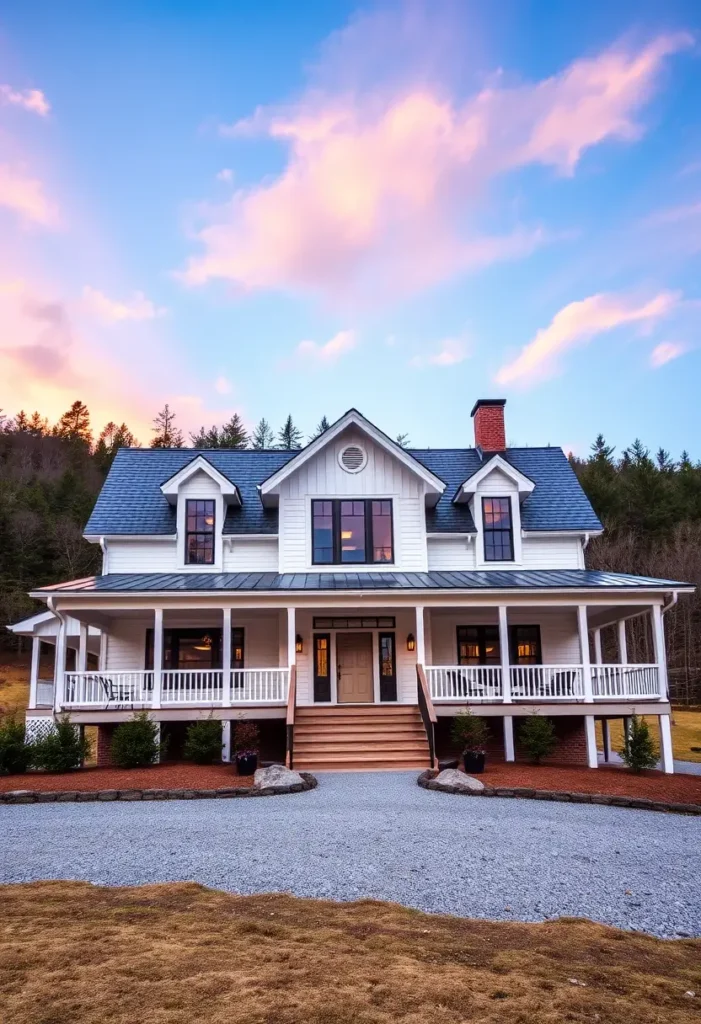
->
xmin=313 ymin=633 xmax=331 ymax=702
xmin=456 ymin=626 xmax=501 ymax=665
xmin=145 ymin=627 xmax=245 ymax=670
xmin=378 ymin=632 xmax=397 ymax=702
xmin=482 ymin=496 xmax=513 ymax=562
xmin=510 ymin=625 xmax=541 ymax=665
xmin=186 ymin=499 xmax=216 ymax=565
xmin=311 ymin=499 xmax=394 ymax=565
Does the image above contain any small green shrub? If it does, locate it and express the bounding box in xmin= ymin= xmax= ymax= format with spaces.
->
xmin=33 ymin=716 xmax=90 ymax=773
xmin=619 ymin=714 xmax=658 ymax=773
xmin=111 ymin=712 xmax=160 ymax=768
xmin=233 ymin=721 xmax=259 ymax=755
xmin=451 ymin=709 xmax=490 ymax=753
xmin=184 ymin=717 xmax=223 ymax=764
xmin=0 ymin=715 xmax=34 ymax=775
xmin=519 ymin=713 xmax=557 ymax=764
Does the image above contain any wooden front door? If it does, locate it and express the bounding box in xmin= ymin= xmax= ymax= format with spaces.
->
xmin=336 ymin=632 xmax=374 ymax=703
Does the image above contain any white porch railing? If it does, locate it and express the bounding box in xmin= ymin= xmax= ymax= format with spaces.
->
xmin=591 ymin=664 xmax=659 ymax=699
xmin=64 ymin=671 xmax=153 ymax=707
xmin=426 ymin=666 xmax=502 ymax=701
xmin=510 ymin=665 xmax=585 ymax=700
xmin=59 ymin=668 xmax=290 ymax=708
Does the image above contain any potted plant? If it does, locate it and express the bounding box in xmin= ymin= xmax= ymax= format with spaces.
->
xmin=451 ymin=709 xmax=490 ymax=774
xmin=233 ymin=720 xmax=260 ymax=776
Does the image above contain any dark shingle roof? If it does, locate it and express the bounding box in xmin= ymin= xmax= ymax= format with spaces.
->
xmin=36 ymin=569 xmax=689 ymax=594
xmin=84 ymin=444 xmax=602 ymax=537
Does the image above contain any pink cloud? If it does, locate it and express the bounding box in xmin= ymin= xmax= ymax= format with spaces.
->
xmin=296 ymin=328 xmax=356 ymax=362
xmin=649 ymin=341 xmax=689 ymax=367
xmin=81 ymin=286 xmax=167 ymax=323
xmin=0 ymin=164 xmax=59 ymax=226
xmin=182 ymin=25 xmax=691 ymax=306
xmin=410 ymin=337 xmax=468 ymax=368
xmin=0 ymin=84 xmax=50 ymax=117
xmin=496 ymin=290 xmax=680 ymax=386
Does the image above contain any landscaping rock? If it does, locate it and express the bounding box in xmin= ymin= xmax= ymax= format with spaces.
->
xmin=253 ymin=764 xmax=305 ymax=791
xmin=433 ymin=769 xmax=485 ymax=793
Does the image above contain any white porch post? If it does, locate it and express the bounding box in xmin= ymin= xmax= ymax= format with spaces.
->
xmin=498 ymin=605 xmax=511 ymax=704
xmin=617 ymin=619 xmax=628 ymax=664
xmin=53 ymin=618 xmax=67 ymax=714
xmin=584 ymin=716 xmax=598 ymax=768
xmin=152 ymin=608 xmax=163 ymax=710
xmin=77 ymin=622 xmax=88 ymax=674
xmin=659 ymin=715 xmax=674 ymax=774
xmin=287 ymin=607 xmax=296 ymax=667
xmin=222 ymin=607 xmax=232 ymax=706
xmin=415 ymin=606 xmax=426 ymax=665
xmin=221 ymin=720 xmax=231 ymax=762
xmin=651 ymin=604 xmax=669 ymax=702
xmin=601 ymin=719 xmax=612 ymax=762
xmin=593 ymin=628 xmax=602 ymax=666
xmin=577 ymin=605 xmax=593 ymax=703
xmin=28 ymin=636 xmax=40 ymax=710
xmin=503 ymin=716 xmax=515 ymax=762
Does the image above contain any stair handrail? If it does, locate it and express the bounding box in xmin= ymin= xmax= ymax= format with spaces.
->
xmin=416 ymin=663 xmax=437 ymax=770
xmin=285 ymin=663 xmax=297 ymax=769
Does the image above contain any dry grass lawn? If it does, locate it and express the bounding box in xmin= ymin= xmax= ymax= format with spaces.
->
xmin=597 ymin=711 xmax=701 ymax=763
xmin=0 ymin=659 xmax=31 ymax=716
xmin=1 ymin=882 xmax=700 ymax=1024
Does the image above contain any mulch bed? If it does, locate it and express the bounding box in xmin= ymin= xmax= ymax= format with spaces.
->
xmin=0 ymin=762 xmax=253 ymax=793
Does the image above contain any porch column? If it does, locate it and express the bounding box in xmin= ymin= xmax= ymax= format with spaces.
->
xmin=99 ymin=629 xmax=107 ymax=670
xmin=503 ymin=716 xmax=515 ymax=762
xmin=28 ymin=636 xmax=40 ymax=710
xmin=617 ymin=619 xmax=628 ymax=664
xmin=651 ymin=604 xmax=669 ymax=702
xmin=593 ymin=628 xmax=602 ymax=666
xmin=53 ymin=618 xmax=67 ymax=714
xmin=77 ymin=622 xmax=88 ymax=674
xmin=601 ymin=719 xmax=612 ymax=762
xmin=152 ymin=608 xmax=163 ymax=710
xmin=498 ymin=605 xmax=511 ymax=704
xmin=221 ymin=720 xmax=231 ymax=762
xmin=222 ymin=607 xmax=232 ymax=707
xmin=287 ymin=607 xmax=296 ymax=667
xmin=577 ymin=605 xmax=594 ymax=703
xmin=659 ymin=715 xmax=674 ymax=774
xmin=415 ymin=606 xmax=426 ymax=664
xmin=584 ymin=716 xmax=598 ymax=769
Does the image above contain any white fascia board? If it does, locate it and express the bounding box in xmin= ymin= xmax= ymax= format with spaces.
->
xmin=520 ymin=529 xmax=604 ymax=538
xmin=258 ymin=409 xmax=445 ymax=503
xmin=160 ymin=455 xmax=241 ymax=506
xmin=6 ymin=609 xmax=55 ymax=634
xmin=84 ymin=534 xmax=177 ymax=543
xmin=454 ymin=454 xmax=535 ymax=503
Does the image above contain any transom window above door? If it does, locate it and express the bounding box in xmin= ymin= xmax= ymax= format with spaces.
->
xmin=312 ymin=499 xmax=394 ymax=565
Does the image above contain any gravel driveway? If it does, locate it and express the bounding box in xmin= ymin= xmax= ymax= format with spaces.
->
xmin=2 ymin=772 xmax=699 ymax=938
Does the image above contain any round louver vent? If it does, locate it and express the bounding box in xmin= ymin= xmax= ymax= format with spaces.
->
xmin=339 ymin=444 xmax=367 ymax=473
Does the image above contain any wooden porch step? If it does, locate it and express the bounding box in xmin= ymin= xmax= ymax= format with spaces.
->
xmin=294 ymin=726 xmax=426 ymax=741
xmin=294 ymin=751 xmax=429 ymax=770
xmin=294 ymin=739 xmax=429 ymax=755
xmin=292 ymin=703 xmax=429 ymax=772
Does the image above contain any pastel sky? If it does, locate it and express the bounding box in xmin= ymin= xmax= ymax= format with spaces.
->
xmin=1 ymin=0 xmax=700 ymax=455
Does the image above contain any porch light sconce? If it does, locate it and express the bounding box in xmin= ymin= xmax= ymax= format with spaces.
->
xmin=406 ymin=633 xmax=416 ymax=652
xmin=295 ymin=634 xmax=303 ymax=654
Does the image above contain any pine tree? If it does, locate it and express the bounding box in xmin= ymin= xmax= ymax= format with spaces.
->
xmin=14 ymin=410 xmax=29 ymax=431
xmin=591 ymin=434 xmax=615 ymax=463
xmin=151 ymin=404 xmax=184 ymax=448
xmin=27 ymin=411 xmax=49 ymax=436
xmin=250 ymin=418 xmax=274 ymax=450
xmin=219 ymin=413 xmax=249 ymax=449
xmin=619 ymin=714 xmax=658 ymax=773
xmin=54 ymin=400 xmax=92 ymax=448
xmin=309 ymin=416 xmax=330 ymax=442
xmin=189 ymin=425 xmax=221 ymax=448
xmin=396 ymin=432 xmax=410 ymax=448
xmin=95 ymin=421 xmax=137 ymax=472
xmin=276 ymin=415 xmax=303 ymax=450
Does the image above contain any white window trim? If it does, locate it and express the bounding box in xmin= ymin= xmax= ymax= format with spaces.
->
xmin=473 ymin=492 xmax=523 ymax=569
xmin=177 ymin=492 xmax=224 ymax=572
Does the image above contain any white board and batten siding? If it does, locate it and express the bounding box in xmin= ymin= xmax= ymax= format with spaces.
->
xmin=278 ymin=428 xmax=428 ymax=573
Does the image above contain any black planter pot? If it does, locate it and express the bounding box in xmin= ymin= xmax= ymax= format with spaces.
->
xmin=463 ymin=751 xmax=486 ymax=775
xmin=236 ymin=752 xmax=258 ymax=776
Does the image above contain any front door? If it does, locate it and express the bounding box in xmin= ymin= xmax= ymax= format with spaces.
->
xmin=336 ymin=632 xmax=374 ymax=703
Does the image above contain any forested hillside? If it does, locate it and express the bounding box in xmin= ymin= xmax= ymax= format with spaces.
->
xmin=1 ymin=403 xmax=699 ymax=698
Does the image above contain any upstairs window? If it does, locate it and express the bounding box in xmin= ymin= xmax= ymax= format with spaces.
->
xmin=482 ymin=496 xmax=513 ymax=561
xmin=312 ymin=499 xmax=394 ymax=565
xmin=185 ymin=499 xmax=215 ymax=565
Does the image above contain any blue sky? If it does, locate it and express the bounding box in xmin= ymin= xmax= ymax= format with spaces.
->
xmin=0 ymin=0 xmax=699 ymax=456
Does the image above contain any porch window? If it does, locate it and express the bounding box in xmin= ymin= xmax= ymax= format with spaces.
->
xmin=510 ymin=625 xmax=541 ymax=665
xmin=145 ymin=627 xmax=245 ymax=669
xmin=378 ymin=632 xmax=397 ymax=702
xmin=482 ymin=496 xmax=513 ymax=561
xmin=456 ymin=626 xmax=501 ymax=665
xmin=311 ymin=499 xmax=394 ymax=565
xmin=313 ymin=633 xmax=331 ymax=702
xmin=185 ymin=499 xmax=216 ymax=565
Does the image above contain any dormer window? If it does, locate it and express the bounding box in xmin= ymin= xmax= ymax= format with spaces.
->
xmin=186 ymin=500 xmax=215 ymax=565
xmin=482 ymin=497 xmax=513 ymax=561
xmin=312 ymin=499 xmax=394 ymax=565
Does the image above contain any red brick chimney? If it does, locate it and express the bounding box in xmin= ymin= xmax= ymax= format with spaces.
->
xmin=471 ymin=399 xmax=506 ymax=452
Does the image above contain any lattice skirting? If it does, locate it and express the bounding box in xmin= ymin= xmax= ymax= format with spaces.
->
xmin=24 ymin=717 xmax=58 ymax=743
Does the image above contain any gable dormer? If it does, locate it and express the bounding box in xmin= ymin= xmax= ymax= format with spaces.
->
xmin=160 ymin=455 xmax=242 ymax=570
xmin=454 ymin=455 xmax=535 ymax=567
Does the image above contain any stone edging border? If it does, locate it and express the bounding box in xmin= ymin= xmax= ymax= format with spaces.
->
xmin=0 ymin=773 xmax=318 ymax=804
xmin=417 ymin=770 xmax=701 ymax=816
